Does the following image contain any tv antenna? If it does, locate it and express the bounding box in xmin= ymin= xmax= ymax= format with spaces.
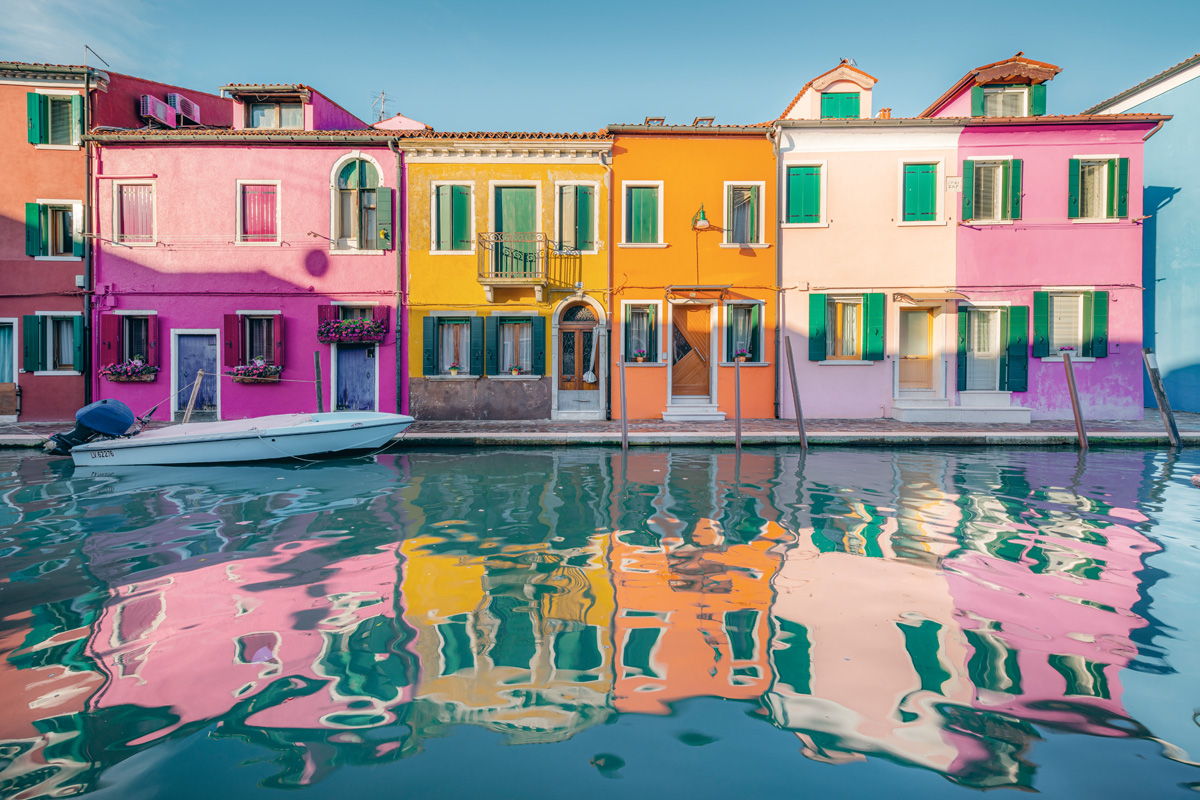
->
xmin=372 ymin=91 xmax=389 ymax=123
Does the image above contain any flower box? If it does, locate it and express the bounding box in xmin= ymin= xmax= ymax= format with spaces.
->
xmin=226 ymin=363 xmax=283 ymax=384
xmin=231 ymin=375 xmax=281 ymax=384
xmin=104 ymin=373 xmax=157 ymax=382
xmin=316 ymin=318 xmax=387 ymax=344
xmin=98 ymin=360 xmax=160 ymax=382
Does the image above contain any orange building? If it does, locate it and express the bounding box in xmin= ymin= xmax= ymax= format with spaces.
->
xmin=608 ymin=122 xmax=777 ymax=420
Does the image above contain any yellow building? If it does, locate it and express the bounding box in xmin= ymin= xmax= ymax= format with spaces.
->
xmin=399 ymin=132 xmax=612 ymax=420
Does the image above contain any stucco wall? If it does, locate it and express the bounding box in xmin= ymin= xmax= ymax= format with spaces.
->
xmin=92 ymin=142 xmax=402 ymax=420
xmin=98 ymin=73 xmax=232 ymax=130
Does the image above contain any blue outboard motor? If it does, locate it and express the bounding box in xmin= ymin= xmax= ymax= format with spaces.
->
xmin=45 ymin=399 xmax=136 ymax=456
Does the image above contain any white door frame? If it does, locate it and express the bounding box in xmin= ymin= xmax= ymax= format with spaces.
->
xmin=550 ymin=296 xmax=607 ymax=421
xmin=329 ymin=342 xmax=381 ymax=412
xmin=170 ymin=328 xmax=221 ymax=419
xmin=667 ymin=299 xmax=718 ymax=404
xmin=893 ymin=305 xmax=945 ymax=399
xmin=0 ymin=317 xmax=17 ymax=422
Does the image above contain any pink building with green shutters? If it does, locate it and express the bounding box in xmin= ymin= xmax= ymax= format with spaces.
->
xmin=90 ymin=83 xmax=412 ymax=421
xmin=777 ymin=55 xmax=1167 ymax=422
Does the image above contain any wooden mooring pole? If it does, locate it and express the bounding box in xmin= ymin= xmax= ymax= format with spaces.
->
xmin=1062 ymin=352 xmax=1088 ymax=451
xmin=619 ymin=357 xmax=629 ymax=451
xmin=1143 ymin=348 xmax=1182 ymax=448
xmin=182 ymin=370 xmax=204 ymax=424
xmin=314 ymin=351 xmax=324 ymax=414
xmin=734 ymin=356 xmax=742 ymax=451
xmin=784 ymin=336 xmax=808 ymax=449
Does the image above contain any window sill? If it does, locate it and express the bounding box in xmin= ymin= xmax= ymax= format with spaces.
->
xmin=1071 ymin=218 xmax=1121 ymax=224
xmin=34 ymin=255 xmax=82 ymax=261
xmin=962 ymin=219 xmax=1014 ymax=226
xmin=428 ymin=249 xmax=476 ymax=256
xmin=490 ymin=374 xmax=542 ymax=381
xmin=1040 ymin=356 xmax=1096 ymax=363
xmin=116 ymin=241 xmax=157 ymax=247
xmin=618 ymin=243 xmax=669 ymax=249
xmin=896 ymin=220 xmax=947 ymax=227
xmin=818 ymin=360 xmax=875 ymax=366
xmin=331 ymin=248 xmax=387 ymax=256
xmin=236 ymin=240 xmax=282 ymax=247
xmin=427 ymin=374 xmax=478 ymax=381
xmin=718 ymin=243 xmax=771 ymax=249
xmin=34 ymin=144 xmax=81 ymax=151
xmin=33 ymin=370 xmax=82 ymax=376
xmin=623 ymin=361 xmax=666 ymax=367
xmin=782 ymin=222 xmax=829 ymax=229
xmin=718 ymin=361 xmax=771 ymax=367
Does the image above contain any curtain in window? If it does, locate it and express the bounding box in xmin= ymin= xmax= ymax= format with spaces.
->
xmin=118 ymin=185 xmax=153 ymax=243
xmin=54 ymin=319 xmax=74 ymax=369
xmin=280 ymin=104 xmax=303 ymax=128
xmin=338 ymin=191 xmax=355 ymax=243
xmin=629 ymin=308 xmax=648 ymax=355
xmin=241 ymin=185 xmax=277 ymax=242
xmin=440 ymin=322 xmax=469 ymax=372
xmin=248 ymin=318 xmax=274 ymax=363
xmin=731 ymin=306 xmax=752 ymax=355
xmin=125 ymin=317 xmax=150 ymax=361
xmin=829 ymin=302 xmax=858 ymax=357
xmin=1049 ymin=294 xmax=1082 ymax=353
xmin=730 ymin=187 xmax=755 ymax=243
xmin=500 ymin=322 xmax=533 ymax=372
xmin=250 ymin=104 xmax=276 ymax=128
xmin=0 ymin=324 xmax=12 ymax=382
xmin=1079 ymin=163 xmax=1105 ymax=219
xmin=966 ymin=309 xmax=1001 ymax=390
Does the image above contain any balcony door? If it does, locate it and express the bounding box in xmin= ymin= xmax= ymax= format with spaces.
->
xmin=494 ymin=187 xmax=537 ymax=277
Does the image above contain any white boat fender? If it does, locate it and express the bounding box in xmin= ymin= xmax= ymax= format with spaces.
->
xmin=1191 ymin=475 xmax=1200 ymax=488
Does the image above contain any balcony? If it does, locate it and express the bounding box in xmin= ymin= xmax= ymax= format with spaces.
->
xmin=477 ymin=232 xmax=582 ymax=302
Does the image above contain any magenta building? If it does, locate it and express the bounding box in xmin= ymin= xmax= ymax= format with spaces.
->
xmin=89 ymin=83 xmax=409 ymax=421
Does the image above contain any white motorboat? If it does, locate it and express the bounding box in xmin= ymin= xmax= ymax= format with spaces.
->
xmin=51 ymin=402 xmax=414 ymax=466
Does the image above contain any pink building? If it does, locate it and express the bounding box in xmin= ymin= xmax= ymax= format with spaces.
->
xmin=89 ymin=84 xmax=408 ymax=421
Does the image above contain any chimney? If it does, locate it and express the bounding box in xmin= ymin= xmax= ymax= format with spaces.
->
xmin=877 ymin=107 xmax=892 ymax=119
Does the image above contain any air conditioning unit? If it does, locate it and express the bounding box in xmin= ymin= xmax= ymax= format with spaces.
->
xmin=166 ymin=92 xmax=200 ymax=125
xmin=139 ymin=95 xmax=177 ymax=128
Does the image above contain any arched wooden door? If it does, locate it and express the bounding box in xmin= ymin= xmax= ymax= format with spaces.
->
xmin=558 ymin=304 xmax=601 ymax=414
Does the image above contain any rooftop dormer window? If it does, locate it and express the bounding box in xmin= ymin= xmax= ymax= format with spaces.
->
xmin=972 ymin=84 xmax=1046 ymax=118
xmin=820 ymin=92 xmax=860 ymax=119
xmin=248 ymin=100 xmax=303 ymax=129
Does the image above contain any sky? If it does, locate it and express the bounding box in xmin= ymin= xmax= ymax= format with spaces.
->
xmin=1 ymin=0 xmax=1197 ymax=131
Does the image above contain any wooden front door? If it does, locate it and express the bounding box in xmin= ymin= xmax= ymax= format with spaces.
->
xmin=175 ymin=333 xmax=218 ymax=421
xmin=671 ymin=305 xmax=711 ymax=397
xmin=899 ymin=308 xmax=934 ymax=390
xmin=336 ymin=344 xmax=376 ymax=411
xmin=559 ymin=326 xmax=598 ymax=391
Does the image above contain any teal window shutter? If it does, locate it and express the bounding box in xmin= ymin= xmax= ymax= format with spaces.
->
xmin=1081 ymin=292 xmax=1095 ymax=357
xmin=72 ymin=208 xmax=84 ymax=257
xmin=1067 ymin=159 xmax=1080 ymax=219
xmin=26 ymin=93 xmax=44 ymax=144
xmin=577 ymin=186 xmax=594 ymax=250
xmin=1090 ymin=291 xmax=1109 ymax=358
xmin=72 ymin=316 xmax=85 ymax=372
xmin=820 ymin=92 xmax=859 ymax=119
xmin=623 ymin=308 xmax=632 ymax=360
xmin=1007 ymin=305 xmax=1030 ymax=391
xmin=452 ymin=185 xmax=472 ymax=250
xmin=749 ymin=303 xmax=761 ymax=361
xmin=904 ymin=165 xmax=918 ymax=220
xmin=956 ymin=309 xmax=968 ymax=391
xmin=1105 ymin=159 xmax=1118 ymax=219
xmin=469 ymin=317 xmax=484 ymax=375
xmin=484 ymin=316 xmax=498 ymax=374
xmin=1008 ymin=159 xmax=1023 ymax=220
xmin=725 ymin=304 xmax=733 ymax=360
xmin=808 ymin=294 xmax=827 ymax=361
xmin=1032 ymin=291 xmax=1050 ymax=357
xmin=1030 ymin=84 xmax=1046 ymax=116
xmin=997 ymin=309 xmax=1010 ymax=390
xmin=70 ymin=94 xmax=83 ymax=144
xmin=25 ymin=203 xmax=43 ymax=257
xmin=435 ymin=186 xmax=452 ymax=250
xmin=532 ymin=315 xmax=546 ymax=374
xmin=376 ymin=188 xmax=393 ymax=250
xmin=22 ymin=315 xmax=44 ymax=372
xmin=786 ymin=167 xmax=820 ymax=223
xmin=971 ymin=87 xmax=984 ymax=117
xmin=1115 ymin=158 xmax=1129 ymax=218
xmin=648 ymin=306 xmax=657 ymax=361
xmin=421 ymin=316 xmax=437 ymax=375
xmin=961 ymin=161 xmax=974 ymax=221
xmin=904 ymin=164 xmax=937 ymax=222
xmin=863 ymin=293 xmax=885 ymax=361
xmin=627 ymin=187 xmax=658 ymax=243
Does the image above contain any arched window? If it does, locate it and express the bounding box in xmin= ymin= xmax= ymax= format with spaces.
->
xmin=561 ymin=304 xmax=597 ymax=323
xmin=335 ymin=159 xmax=378 ymax=249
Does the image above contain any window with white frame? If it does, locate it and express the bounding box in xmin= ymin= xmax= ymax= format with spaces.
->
xmin=0 ymin=322 xmax=13 ymax=383
xmin=623 ymin=184 xmax=660 ymax=244
xmin=115 ymin=184 xmax=154 ymax=244
xmin=973 ymin=162 xmax=1004 ymax=221
xmin=24 ymin=202 xmax=81 ymax=258
xmin=1049 ymin=293 xmax=1084 ymax=354
xmin=245 ymin=316 xmax=276 ymax=364
xmin=48 ymin=316 xmax=77 ymax=370
xmin=248 ymin=101 xmax=303 ymax=130
xmin=982 ymin=86 xmax=1027 ymax=117
xmin=725 ymin=185 xmax=761 ymax=244
xmin=123 ymin=316 xmax=151 ymax=362
xmin=826 ymin=297 xmax=863 ymax=359
xmin=557 ymin=184 xmax=595 ymax=251
xmin=499 ymin=318 xmax=533 ymax=373
xmin=238 ymin=183 xmax=279 ymax=243
xmin=335 ymin=160 xmax=378 ymax=250
xmin=1078 ymin=160 xmax=1107 ymax=220
xmin=624 ymin=304 xmax=657 ymax=361
xmin=726 ymin=304 xmax=761 ymax=361
xmin=26 ymin=92 xmax=79 ymax=146
xmin=439 ymin=319 xmax=471 ymax=374
xmin=433 ymin=184 xmax=473 ymax=251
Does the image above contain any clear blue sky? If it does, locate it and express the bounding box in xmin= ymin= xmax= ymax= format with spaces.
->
xmin=3 ymin=0 xmax=1197 ymax=130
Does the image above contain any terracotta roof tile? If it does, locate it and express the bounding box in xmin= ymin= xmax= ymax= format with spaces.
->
xmin=780 ymin=59 xmax=879 ymax=120
xmin=918 ymin=52 xmax=1062 ymax=118
xmin=1084 ymin=52 xmax=1200 ymax=113
xmin=88 ymin=128 xmax=611 ymax=140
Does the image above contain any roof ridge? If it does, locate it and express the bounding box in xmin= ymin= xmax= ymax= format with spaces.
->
xmin=1083 ymin=51 xmax=1200 ymax=113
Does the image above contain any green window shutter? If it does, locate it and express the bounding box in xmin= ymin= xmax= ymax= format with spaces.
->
xmin=786 ymin=168 xmax=802 ymax=222
xmin=997 ymin=308 xmax=1010 ymax=390
xmin=421 ymin=316 xmax=437 ymax=375
xmin=1105 ymin=159 xmax=1118 ymax=219
xmin=25 ymin=203 xmax=43 ymax=257
xmin=749 ymin=185 xmax=759 ymax=242
xmin=903 ymin=165 xmax=918 ymax=221
xmin=623 ymin=308 xmax=632 ymax=360
xmin=971 ymin=86 xmax=984 ymax=117
xmin=484 ymin=316 xmax=498 ymax=375
xmin=452 ymin=185 xmax=472 ymax=251
xmin=1067 ymin=159 xmax=1081 ymax=219
xmin=961 ymin=161 xmax=975 ymax=220
xmin=1007 ymin=305 xmax=1030 ymax=391
xmin=72 ymin=208 xmax=84 ymax=257
xmin=532 ymin=315 xmax=546 ymax=374
xmin=956 ymin=309 xmax=968 ymax=391
xmin=725 ymin=184 xmax=734 ymax=243
xmin=70 ymin=94 xmax=83 ymax=144
xmin=647 ymin=306 xmax=658 ymax=361
xmin=376 ymin=188 xmax=393 ymax=250
xmin=469 ymin=317 xmax=484 ymax=375
xmin=577 ymin=186 xmax=594 ymax=250
xmin=1032 ymin=291 xmax=1050 ymax=357
xmin=72 ymin=316 xmax=85 ymax=372
xmin=1115 ymin=158 xmax=1129 ymax=218
xmin=22 ymin=315 xmax=44 ymax=372
xmin=846 ymin=93 xmax=860 ymax=118
xmin=786 ymin=167 xmax=820 ymax=223
xmin=749 ymin=303 xmax=761 ymax=361
xmin=725 ymin=305 xmax=733 ymax=360
xmin=1009 ymin=159 xmax=1023 ymax=220
xmin=863 ymin=293 xmax=885 ymax=361
xmin=435 ymin=186 xmax=451 ymax=250
xmin=628 ymin=187 xmax=658 ymax=243
xmin=808 ymin=294 xmax=827 ymax=361
xmin=1091 ymin=291 xmax=1109 ymax=358
xmin=26 ymin=93 xmax=44 ymax=144
xmin=1030 ymin=84 xmax=1047 ymax=116
xmin=1081 ymin=291 xmax=1095 ymax=357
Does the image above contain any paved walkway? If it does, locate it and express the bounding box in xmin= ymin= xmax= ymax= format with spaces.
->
xmin=4 ymin=412 xmax=1197 ymax=449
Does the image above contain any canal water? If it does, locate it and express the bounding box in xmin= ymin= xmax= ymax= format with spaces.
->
xmin=1 ymin=447 xmax=1199 ymax=798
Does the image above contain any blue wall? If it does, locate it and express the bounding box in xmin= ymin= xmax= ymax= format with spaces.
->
xmin=1132 ymin=77 xmax=1200 ymax=412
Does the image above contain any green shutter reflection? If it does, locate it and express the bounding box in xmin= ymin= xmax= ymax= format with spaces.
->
xmin=899 ymin=619 xmax=951 ymax=694
xmin=771 ymin=618 xmax=812 ymax=695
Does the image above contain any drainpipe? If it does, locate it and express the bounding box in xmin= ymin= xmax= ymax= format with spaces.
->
xmin=388 ymin=138 xmax=408 ymax=415
xmin=601 ymin=147 xmax=614 ymax=421
xmin=83 ymin=70 xmax=93 ymax=405
xmin=769 ymin=125 xmax=781 ymax=419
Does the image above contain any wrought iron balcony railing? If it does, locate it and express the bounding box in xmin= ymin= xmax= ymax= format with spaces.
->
xmin=477 ymin=232 xmax=583 ymax=301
